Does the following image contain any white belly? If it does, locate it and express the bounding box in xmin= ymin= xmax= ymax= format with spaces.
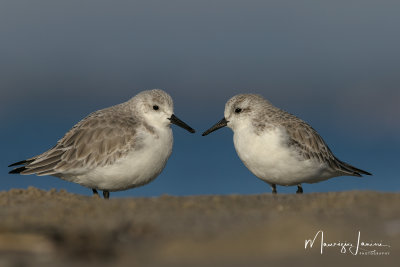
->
xmin=67 ymin=129 xmax=173 ymax=191
xmin=233 ymin=127 xmax=333 ymax=186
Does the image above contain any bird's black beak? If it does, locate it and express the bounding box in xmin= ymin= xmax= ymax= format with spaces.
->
xmin=202 ymin=117 xmax=228 ymax=136
xmin=169 ymin=114 xmax=195 ymax=133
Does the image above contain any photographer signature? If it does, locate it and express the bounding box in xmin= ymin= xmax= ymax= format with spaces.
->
xmin=305 ymin=230 xmax=390 ymax=255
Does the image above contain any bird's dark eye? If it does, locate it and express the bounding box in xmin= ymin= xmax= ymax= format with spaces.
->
xmin=153 ymin=105 xmax=159 ymax=110
xmin=235 ymin=108 xmax=242 ymax=113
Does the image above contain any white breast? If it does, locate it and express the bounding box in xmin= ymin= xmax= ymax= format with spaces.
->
xmin=233 ymin=126 xmax=332 ymax=186
xmin=71 ymin=127 xmax=173 ymax=191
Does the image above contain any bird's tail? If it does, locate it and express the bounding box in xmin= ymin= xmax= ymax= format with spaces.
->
xmin=8 ymin=159 xmax=34 ymax=174
xmin=335 ymin=158 xmax=372 ymax=177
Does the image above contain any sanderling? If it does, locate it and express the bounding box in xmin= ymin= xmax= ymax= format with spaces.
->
xmin=202 ymin=94 xmax=371 ymax=194
xmin=9 ymin=89 xmax=195 ymax=199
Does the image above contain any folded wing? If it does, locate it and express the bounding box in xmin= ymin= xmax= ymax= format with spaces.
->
xmin=9 ymin=109 xmax=141 ymax=176
xmin=283 ymin=119 xmax=371 ymax=177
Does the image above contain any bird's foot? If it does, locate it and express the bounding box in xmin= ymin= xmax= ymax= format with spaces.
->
xmin=296 ymin=185 xmax=303 ymax=194
xmin=271 ymin=184 xmax=277 ymax=194
xmin=103 ymin=190 xmax=110 ymax=199
xmin=92 ymin=189 xmax=101 ymax=198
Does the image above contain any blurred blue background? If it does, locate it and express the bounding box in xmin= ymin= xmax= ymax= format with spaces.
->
xmin=1 ymin=0 xmax=399 ymax=197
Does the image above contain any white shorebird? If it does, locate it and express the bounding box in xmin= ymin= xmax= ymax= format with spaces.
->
xmin=202 ymin=94 xmax=371 ymax=194
xmin=9 ymin=89 xmax=195 ymax=199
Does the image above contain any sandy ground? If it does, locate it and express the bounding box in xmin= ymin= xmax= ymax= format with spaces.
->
xmin=0 ymin=187 xmax=398 ymax=267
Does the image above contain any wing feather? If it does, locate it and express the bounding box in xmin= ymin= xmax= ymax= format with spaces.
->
xmin=284 ymin=120 xmax=337 ymax=163
xmin=282 ymin=118 xmax=368 ymax=176
xmin=15 ymin=108 xmax=141 ymax=176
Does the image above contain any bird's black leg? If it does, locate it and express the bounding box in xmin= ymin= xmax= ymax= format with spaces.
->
xmin=271 ymin=184 xmax=277 ymax=194
xmin=92 ymin=189 xmax=99 ymax=195
xmin=296 ymin=184 xmax=303 ymax=194
xmin=103 ymin=190 xmax=110 ymax=199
